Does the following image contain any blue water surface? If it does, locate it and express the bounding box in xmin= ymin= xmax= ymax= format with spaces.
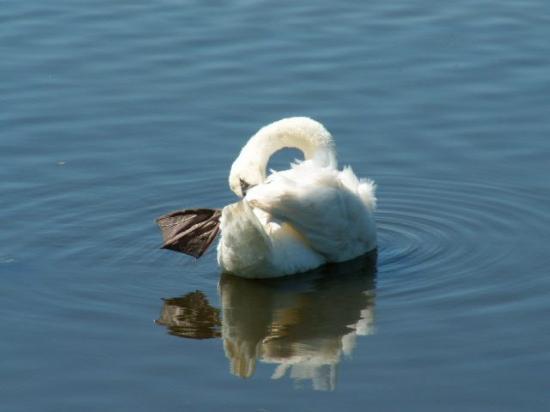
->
xmin=2 ymin=1 xmax=550 ymax=411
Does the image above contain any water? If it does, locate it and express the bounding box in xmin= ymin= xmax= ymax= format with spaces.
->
xmin=2 ymin=1 xmax=550 ymax=410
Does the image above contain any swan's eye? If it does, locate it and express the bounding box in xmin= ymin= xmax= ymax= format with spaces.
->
xmin=239 ymin=178 xmax=252 ymax=195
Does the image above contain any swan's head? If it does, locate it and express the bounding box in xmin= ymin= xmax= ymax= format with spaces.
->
xmin=228 ymin=117 xmax=337 ymax=198
xmin=229 ymin=155 xmax=265 ymax=198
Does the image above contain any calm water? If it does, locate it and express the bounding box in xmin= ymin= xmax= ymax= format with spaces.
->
xmin=2 ymin=1 xmax=550 ymax=410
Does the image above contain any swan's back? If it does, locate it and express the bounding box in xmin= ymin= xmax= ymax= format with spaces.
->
xmin=245 ymin=161 xmax=376 ymax=265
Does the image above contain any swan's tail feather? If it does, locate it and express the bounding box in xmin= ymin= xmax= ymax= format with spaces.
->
xmin=339 ymin=166 xmax=376 ymax=211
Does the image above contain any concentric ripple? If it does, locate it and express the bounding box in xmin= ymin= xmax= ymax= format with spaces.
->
xmin=1 ymin=167 xmax=230 ymax=268
xmin=375 ymin=175 xmax=549 ymax=293
xmin=8 ymin=172 xmax=547 ymax=279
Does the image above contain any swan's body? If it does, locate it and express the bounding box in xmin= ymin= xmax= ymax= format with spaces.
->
xmin=217 ymin=117 xmax=377 ymax=278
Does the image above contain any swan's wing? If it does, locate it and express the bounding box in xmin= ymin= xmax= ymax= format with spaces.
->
xmin=156 ymin=208 xmax=221 ymax=258
xmin=246 ymin=166 xmax=375 ymax=260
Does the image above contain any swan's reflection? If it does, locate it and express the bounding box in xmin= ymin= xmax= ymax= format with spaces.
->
xmin=157 ymin=253 xmax=377 ymax=391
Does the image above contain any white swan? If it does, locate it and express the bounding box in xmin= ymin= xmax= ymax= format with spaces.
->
xmin=217 ymin=117 xmax=377 ymax=278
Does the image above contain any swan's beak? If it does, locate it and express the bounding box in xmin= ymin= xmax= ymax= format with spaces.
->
xmin=239 ymin=178 xmax=252 ymax=197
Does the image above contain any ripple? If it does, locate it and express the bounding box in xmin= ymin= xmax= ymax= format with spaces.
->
xmin=375 ymin=176 xmax=550 ymax=296
xmin=8 ymin=171 xmax=548 ymax=284
xmin=1 ymin=164 xmax=231 ymax=272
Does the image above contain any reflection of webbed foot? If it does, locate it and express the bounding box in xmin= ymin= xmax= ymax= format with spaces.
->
xmin=156 ymin=291 xmax=221 ymax=339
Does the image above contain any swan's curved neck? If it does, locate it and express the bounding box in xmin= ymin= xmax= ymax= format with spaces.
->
xmin=242 ymin=117 xmax=337 ymax=180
